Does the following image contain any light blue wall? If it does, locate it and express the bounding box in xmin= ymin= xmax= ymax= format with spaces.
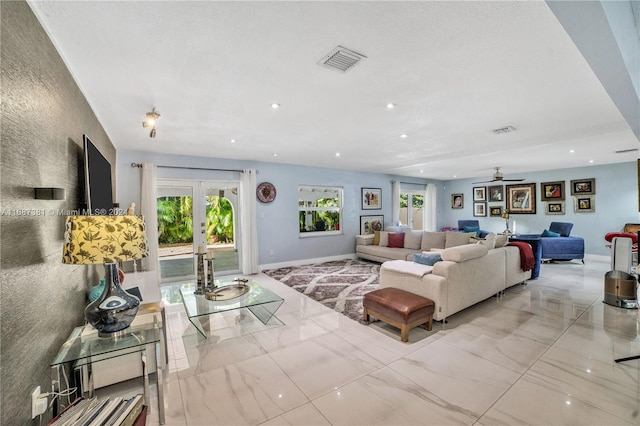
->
xmin=438 ymin=161 xmax=639 ymax=256
xmin=117 ymin=150 xmax=637 ymax=260
xmin=116 ymin=150 xmax=436 ymax=265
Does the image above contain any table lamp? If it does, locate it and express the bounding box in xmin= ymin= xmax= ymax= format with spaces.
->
xmin=62 ymin=215 xmax=148 ymax=337
xmin=501 ymin=210 xmax=511 ymax=234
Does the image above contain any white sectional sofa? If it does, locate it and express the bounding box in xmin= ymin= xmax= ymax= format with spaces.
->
xmin=356 ymin=229 xmax=477 ymax=262
xmin=379 ymin=243 xmax=531 ymax=321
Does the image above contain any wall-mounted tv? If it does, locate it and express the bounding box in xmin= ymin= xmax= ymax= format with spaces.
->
xmin=83 ymin=135 xmax=113 ymax=215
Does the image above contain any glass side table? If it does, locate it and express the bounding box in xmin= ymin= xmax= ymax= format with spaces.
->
xmin=51 ymin=322 xmax=165 ymax=424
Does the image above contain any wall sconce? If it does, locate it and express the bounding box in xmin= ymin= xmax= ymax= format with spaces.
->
xmin=142 ymin=107 xmax=160 ymax=138
xmin=34 ymin=187 xmax=65 ymax=200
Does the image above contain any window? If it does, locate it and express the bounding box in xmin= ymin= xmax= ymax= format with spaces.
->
xmin=299 ymin=185 xmax=343 ymax=236
xmin=400 ymin=191 xmax=424 ymax=230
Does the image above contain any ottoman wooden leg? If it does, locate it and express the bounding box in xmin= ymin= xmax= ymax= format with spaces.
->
xmin=363 ymin=307 xmax=370 ymax=322
xmin=400 ymin=325 xmax=409 ymax=342
xmin=425 ymin=315 xmax=433 ymax=331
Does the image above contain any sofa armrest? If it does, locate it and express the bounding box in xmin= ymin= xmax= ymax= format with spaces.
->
xmin=356 ymin=234 xmax=374 ymax=246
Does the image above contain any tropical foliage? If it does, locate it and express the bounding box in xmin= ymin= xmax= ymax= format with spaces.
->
xmin=157 ymin=196 xmax=234 ymax=246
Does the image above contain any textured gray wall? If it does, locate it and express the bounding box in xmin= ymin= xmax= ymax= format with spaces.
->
xmin=1 ymin=1 xmax=115 ymax=424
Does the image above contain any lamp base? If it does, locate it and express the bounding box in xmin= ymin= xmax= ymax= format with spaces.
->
xmin=85 ymin=263 xmax=140 ymax=337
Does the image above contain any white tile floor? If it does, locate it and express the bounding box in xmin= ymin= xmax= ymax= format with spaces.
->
xmin=146 ymin=256 xmax=640 ymax=425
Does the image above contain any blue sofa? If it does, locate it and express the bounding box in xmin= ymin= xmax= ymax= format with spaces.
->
xmin=520 ymin=222 xmax=584 ymax=263
xmin=457 ymin=220 xmax=490 ymax=238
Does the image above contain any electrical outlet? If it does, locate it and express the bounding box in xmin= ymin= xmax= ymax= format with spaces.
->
xmin=31 ymin=386 xmax=47 ymax=419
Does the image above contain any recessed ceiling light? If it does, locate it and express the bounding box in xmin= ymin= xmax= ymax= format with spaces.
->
xmin=400 ymin=134 xmax=408 ymax=138
xmin=419 ymin=170 xmax=423 ymax=173
xmin=271 ymin=103 xmax=280 ymax=109
xmin=386 ymin=103 xmax=395 ymax=109
xmin=569 ymin=149 xmax=575 ymax=153
xmin=335 ymin=152 xmax=340 ymax=157
xmin=453 ymin=175 xmax=457 ymax=178
xmin=272 ymin=153 xmax=278 ymax=157
xmin=589 ymin=160 xmax=594 ymax=163
xmin=230 ymin=139 xmax=236 ymax=143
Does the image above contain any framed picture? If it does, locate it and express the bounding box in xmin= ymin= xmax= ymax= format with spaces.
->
xmin=489 ymin=206 xmax=503 ymax=217
xmin=540 ymin=181 xmax=565 ymax=201
xmin=574 ymin=195 xmax=595 ymax=213
xmin=360 ymin=215 xmax=384 ymax=235
xmin=545 ymin=201 xmax=565 ymax=215
xmin=361 ymin=188 xmax=381 ymax=210
xmin=473 ymin=202 xmax=486 ymax=217
xmin=506 ymin=183 xmax=536 ymax=214
xmin=451 ymin=193 xmax=464 ymax=209
xmin=473 ymin=186 xmax=486 ymax=201
xmin=570 ymin=178 xmax=595 ymax=195
xmin=488 ymin=185 xmax=503 ymax=202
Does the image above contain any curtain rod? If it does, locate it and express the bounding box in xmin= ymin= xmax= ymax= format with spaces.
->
xmin=130 ymin=163 xmax=255 ymax=173
xmin=396 ymin=181 xmax=427 ymax=185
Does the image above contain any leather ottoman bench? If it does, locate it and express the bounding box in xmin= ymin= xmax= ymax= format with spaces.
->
xmin=363 ymin=287 xmax=435 ymax=342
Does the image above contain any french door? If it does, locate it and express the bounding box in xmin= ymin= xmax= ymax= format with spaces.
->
xmin=157 ymin=179 xmax=241 ymax=284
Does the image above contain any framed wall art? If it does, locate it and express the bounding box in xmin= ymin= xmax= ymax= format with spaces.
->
xmin=570 ymin=178 xmax=595 ymax=195
xmin=545 ymin=201 xmax=565 ymax=215
xmin=473 ymin=186 xmax=486 ymax=201
xmin=506 ymin=183 xmax=536 ymax=214
xmin=489 ymin=206 xmax=503 ymax=217
xmin=361 ymin=188 xmax=381 ymax=210
xmin=360 ymin=215 xmax=384 ymax=235
xmin=451 ymin=193 xmax=464 ymax=209
xmin=488 ymin=185 xmax=503 ymax=202
xmin=540 ymin=181 xmax=565 ymax=201
xmin=574 ymin=195 xmax=595 ymax=213
xmin=473 ymin=202 xmax=486 ymax=217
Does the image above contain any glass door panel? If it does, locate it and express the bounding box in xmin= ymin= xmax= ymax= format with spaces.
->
xmin=202 ymin=183 xmax=240 ymax=276
xmin=157 ymin=184 xmax=195 ymax=282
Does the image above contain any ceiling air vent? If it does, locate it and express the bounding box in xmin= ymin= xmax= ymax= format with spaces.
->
xmin=318 ymin=45 xmax=367 ymax=73
xmin=492 ymin=126 xmax=517 ymax=135
xmin=615 ymin=148 xmax=639 ymax=154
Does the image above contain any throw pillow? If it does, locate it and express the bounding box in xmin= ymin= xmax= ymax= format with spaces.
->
xmin=445 ymin=231 xmax=476 ymax=248
xmin=379 ymin=231 xmax=390 ymax=247
xmin=413 ymin=252 xmax=442 ymax=266
xmin=421 ymin=231 xmax=446 ymax=251
xmin=463 ymin=225 xmax=481 ymax=237
xmin=541 ymin=229 xmax=561 ymax=237
xmin=373 ymin=230 xmax=381 ymax=245
xmin=476 ymin=233 xmax=496 ymax=249
xmin=388 ymin=232 xmax=405 ymax=248
xmin=494 ymin=234 xmax=509 ymax=248
xmin=404 ymin=231 xmax=423 ymax=250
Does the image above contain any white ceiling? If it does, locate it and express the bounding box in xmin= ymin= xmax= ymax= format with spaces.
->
xmin=28 ymin=1 xmax=639 ymax=181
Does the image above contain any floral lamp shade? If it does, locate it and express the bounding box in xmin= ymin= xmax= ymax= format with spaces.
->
xmin=62 ymin=215 xmax=148 ymax=337
xmin=62 ymin=215 xmax=148 ymax=265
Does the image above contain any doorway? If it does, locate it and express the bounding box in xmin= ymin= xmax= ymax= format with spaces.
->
xmin=157 ymin=179 xmax=241 ymax=283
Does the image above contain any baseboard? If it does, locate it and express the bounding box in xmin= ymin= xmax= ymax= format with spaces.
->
xmin=260 ymin=253 xmax=358 ymax=271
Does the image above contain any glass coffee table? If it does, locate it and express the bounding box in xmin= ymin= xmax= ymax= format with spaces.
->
xmin=178 ymin=277 xmax=284 ymax=337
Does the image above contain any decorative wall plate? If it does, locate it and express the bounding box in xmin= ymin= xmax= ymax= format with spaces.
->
xmin=256 ymin=182 xmax=276 ymax=203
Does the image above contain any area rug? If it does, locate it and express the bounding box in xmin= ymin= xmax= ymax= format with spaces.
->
xmin=263 ymin=259 xmax=380 ymax=322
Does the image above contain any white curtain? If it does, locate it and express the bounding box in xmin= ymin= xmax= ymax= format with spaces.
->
xmin=240 ymin=169 xmax=259 ymax=274
xmin=391 ymin=180 xmax=401 ymax=226
xmin=424 ymin=183 xmax=437 ymax=231
xmin=140 ymin=163 xmax=159 ymax=272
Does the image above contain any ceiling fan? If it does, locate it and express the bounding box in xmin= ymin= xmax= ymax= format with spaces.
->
xmin=472 ymin=167 xmax=525 ymax=184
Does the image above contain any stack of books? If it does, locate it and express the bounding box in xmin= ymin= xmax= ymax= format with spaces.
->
xmin=48 ymin=394 xmax=146 ymax=426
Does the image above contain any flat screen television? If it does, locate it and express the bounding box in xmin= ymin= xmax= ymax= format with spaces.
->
xmin=83 ymin=135 xmax=113 ymax=215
